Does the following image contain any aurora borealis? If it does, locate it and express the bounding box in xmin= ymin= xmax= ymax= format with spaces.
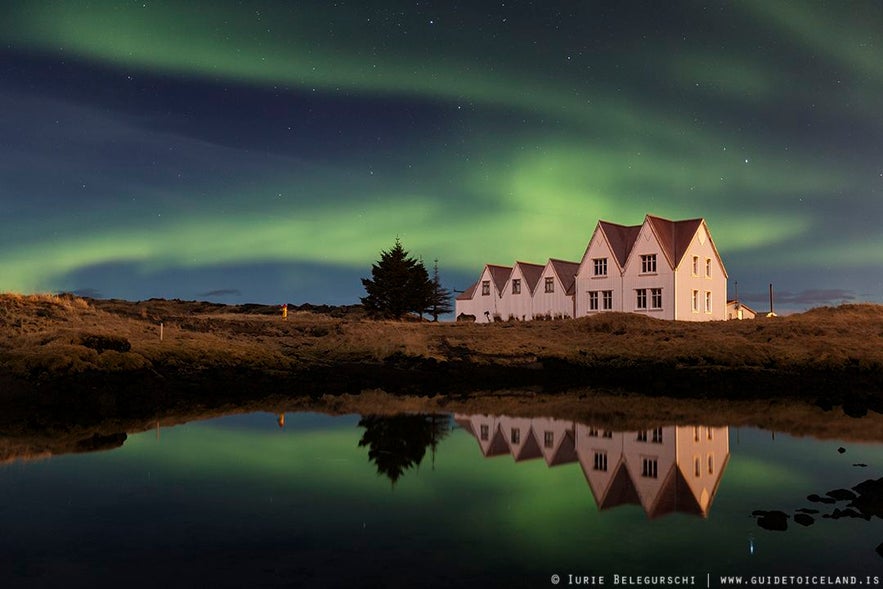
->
xmin=1 ymin=1 xmax=881 ymax=311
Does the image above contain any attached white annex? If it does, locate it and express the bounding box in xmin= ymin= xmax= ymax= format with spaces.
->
xmin=456 ymin=214 xmax=728 ymax=322
xmin=499 ymin=261 xmax=544 ymax=321
xmin=455 ymin=264 xmax=511 ymax=323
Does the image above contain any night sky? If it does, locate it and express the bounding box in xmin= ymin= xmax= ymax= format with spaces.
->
xmin=1 ymin=1 xmax=881 ymax=313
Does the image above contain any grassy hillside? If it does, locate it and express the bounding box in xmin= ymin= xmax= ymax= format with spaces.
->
xmin=1 ymin=293 xmax=882 ymax=408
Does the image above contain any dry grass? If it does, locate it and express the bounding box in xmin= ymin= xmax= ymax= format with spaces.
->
xmin=1 ymin=293 xmax=882 ymax=394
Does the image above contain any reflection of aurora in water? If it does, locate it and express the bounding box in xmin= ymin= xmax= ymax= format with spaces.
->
xmin=0 ymin=410 xmax=881 ymax=586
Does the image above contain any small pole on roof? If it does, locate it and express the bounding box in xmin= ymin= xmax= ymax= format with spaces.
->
xmin=769 ymin=283 xmax=774 ymax=315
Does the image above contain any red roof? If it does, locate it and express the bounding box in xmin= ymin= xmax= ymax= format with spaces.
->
xmin=456 ymin=281 xmax=478 ymax=301
xmin=487 ymin=264 xmax=512 ymax=294
xmin=548 ymin=258 xmax=580 ymax=295
xmin=513 ymin=261 xmax=545 ymax=294
xmin=645 ymin=215 xmax=704 ymax=269
xmin=597 ymin=221 xmax=642 ymax=269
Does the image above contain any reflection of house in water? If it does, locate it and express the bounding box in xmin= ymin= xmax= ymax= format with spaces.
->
xmin=455 ymin=414 xmax=729 ymax=518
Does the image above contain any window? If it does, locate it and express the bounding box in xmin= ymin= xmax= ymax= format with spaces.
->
xmin=481 ymin=280 xmax=490 ymax=296
xmin=641 ymin=254 xmax=657 ymax=273
xmin=636 ymin=289 xmax=647 ymax=310
xmin=705 ymin=258 xmax=712 ymax=278
xmin=593 ymin=451 xmax=608 ymax=472
xmin=707 ymin=428 xmax=714 ymax=441
xmin=480 ymin=424 xmax=489 ymax=441
xmin=588 ymin=427 xmax=599 ymax=437
xmin=705 ymin=291 xmax=712 ymax=313
xmin=692 ymin=290 xmax=699 ymax=312
xmin=641 ymin=457 xmax=658 ymax=478
xmin=692 ymin=256 xmax=699 ymax=276
xmin=650 ymin=288 xmax=662 ymax=309
xmin=708 ymin=454 xmax=715 ymax=475
xmin=694 ymin=457 xmax=701 ymax=477
xmin=599 ymin=291 xmax=611 ymax=309
xmin=589 ymin=291 xmax=599 ymax=311
xmin=637 ymin=430 xmax=648 ymax=442
xmin=544 ymin=431 xmax=554 ymax=449
xmin=693 ymin=426 xmax=700 ymax=442
xmin=511 ymin=428 xmax=520 ymax=444
xmin=544 ymin=277 xmax=554 ymax=293
xmin=602 ymin=430 xmax=613 ymax=439
xmin=652 ymin=428 xmax=663 ymax=443
xmin=512 ymin=279 xmax=521 ymax=295
xmin=593 ymin=258 xmax=608 ymax=276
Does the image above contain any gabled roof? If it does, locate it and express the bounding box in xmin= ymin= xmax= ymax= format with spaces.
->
xmin=547 ymin=430 xmax=578 ymax=466
xmin=548 ymin=259 xmax=580 ymax=295
xmin=644 ymin=215 xmax=703 ymax=270
xmin=646 ymin=465 xmax=704 ymax=519
xmin=513 ymin=261 xmax=545 ymax=294
xmin=513 ymin=429 xmax=543 ymax=462
xmin=486 ymin=264 xmax=512 ymax=294
xmin=455 ymin=281 xmax=478 ymax=301
xmin=598 ymin=461 xmax=641 ymax=511
xmin=597 ymin=221 xmax=642 ymax=269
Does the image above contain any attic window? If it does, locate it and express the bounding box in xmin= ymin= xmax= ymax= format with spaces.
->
xmin=641 ymin=254 xmax=657 ymax=273
xmin=593 ymin=258 xmax=608 ymax=276
xmin=705 ymin=258 xmax=712 ymax=278
xmin=512 ymin=279 xmax=521 ymax=294
xmin=544 ymin=277 xmax=554 ymax=293
xmin=481 ymin=280 xmax=490 ymax=296
xmin=692 ymin=256 xmax=699 ymax=276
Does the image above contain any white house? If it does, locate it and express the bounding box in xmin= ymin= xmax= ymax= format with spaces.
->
xmin=457 ymin=214 xmax=728 ymax=322
xmin=533 ymin=258 xmax=580 ymax=319
xmin=455 ymin=264 xmax=511 ymax=322
xmin=499 ymin=261 xmax=545 ymax=321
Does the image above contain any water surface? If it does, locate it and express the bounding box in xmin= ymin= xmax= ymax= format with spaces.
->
xmin=1 ymin=410 xmax=881 ymax=588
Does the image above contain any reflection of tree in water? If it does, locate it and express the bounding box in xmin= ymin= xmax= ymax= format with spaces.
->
xmin=752 ymin=469 xmax=883 ymax=559
xmin=358 ymin=414 xmax=451 ymax=485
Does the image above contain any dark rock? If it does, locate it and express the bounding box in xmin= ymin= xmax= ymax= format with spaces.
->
xmin=837 ymin=447 xmax=847 ymax=454
xmin=826 ymin=488 xmax=858 ymax=501
xmin=754 ymin=510 xmax=789 ymax=531
xmin=807 ymin=494 xmax=836 ymax=504
xmin=793 ymin=513 xmax=815 ymax=527
xmin=851 ymin=478 xmax=883 ymax=519
xmin=853 ymin=463 xmax=869 ymax=468
xmin=876 ymin=542 xmax=883 ymax=559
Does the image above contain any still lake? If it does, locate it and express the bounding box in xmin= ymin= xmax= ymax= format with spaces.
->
xmin=1 ymin=409 xmax=881 ymax=588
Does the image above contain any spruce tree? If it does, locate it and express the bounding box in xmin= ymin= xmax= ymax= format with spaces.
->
xmin=361 ymin=238 xmax=432 ymax=319
xmin=427 ymin=259 xmax=453 ymax=321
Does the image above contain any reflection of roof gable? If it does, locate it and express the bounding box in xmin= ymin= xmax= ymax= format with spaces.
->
xmin=599 ymin=461 xmax=641 ymax=510
xmin=485 ymin=427 xmax=511 ymax=457
xmin=487 ymin=265 xmax=513 ymax=293
xmin=548 ymin=259 xmax=580 ymax=295
xmin=454 ymin=417 xmax=474 ymax=432
xmin=646 ymin=465 xmax=704 ymax=519
xmin=513 ymin=429 xmax=543 ymax=462
xmin=645 ymin=215 xmax=703 ymax=270
xmin=514 ymin=261 xmax=546 ymax=294
xmin=548 ymin=430 xmax=578 ymax=466
xmin=598 ymin=221 xmax=642 ymax=269
xmin=455 ymin=281 xmax=478 ymax=301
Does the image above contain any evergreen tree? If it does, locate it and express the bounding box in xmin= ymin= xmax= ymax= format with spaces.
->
xmin=361 ymin=238 xmax=432 ymax=319
xmin=427 ymin=259 xmax=453 ymax=322
xmin=357 ymin=414 xmax=451 ymax=485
